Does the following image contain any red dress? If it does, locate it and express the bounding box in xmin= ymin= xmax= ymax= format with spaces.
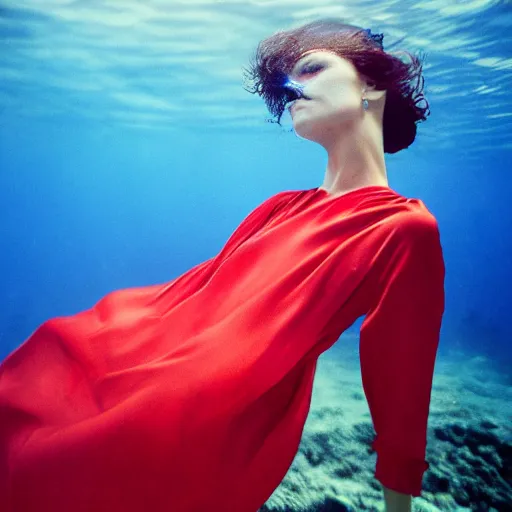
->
xmin=0 ymin=186 xmax=445 ymax=511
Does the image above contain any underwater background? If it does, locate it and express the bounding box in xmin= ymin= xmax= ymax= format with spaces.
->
xmin=0 ymin=1 xmax=511 ymax=511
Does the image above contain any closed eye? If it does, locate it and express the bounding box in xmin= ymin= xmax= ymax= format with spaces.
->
xmin=300 ymin=62 xmax=324 ymax=76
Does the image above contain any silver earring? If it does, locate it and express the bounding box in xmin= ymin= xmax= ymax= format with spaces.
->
xmin=362 ymin=98 xmax=369 ymax=111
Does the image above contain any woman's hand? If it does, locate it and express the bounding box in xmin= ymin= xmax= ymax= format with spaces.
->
xmin=382 ymin=486 xmax=412 ymax=512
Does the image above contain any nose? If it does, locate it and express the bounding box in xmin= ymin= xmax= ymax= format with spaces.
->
xmin=282 ymin=78 xmax=306 ymax=101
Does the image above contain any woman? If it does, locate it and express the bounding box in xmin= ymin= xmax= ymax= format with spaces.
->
xmin=0 ymin=20 xmax=445 ymax=512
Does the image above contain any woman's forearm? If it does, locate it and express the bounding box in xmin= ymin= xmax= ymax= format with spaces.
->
xmin=382 ymin=486 xmax=412 ymax=512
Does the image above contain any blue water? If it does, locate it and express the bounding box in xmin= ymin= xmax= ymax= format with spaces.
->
xmin=1 ymin=0 xmax=511 ymax=374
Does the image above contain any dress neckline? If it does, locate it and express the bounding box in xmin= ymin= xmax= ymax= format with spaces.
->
xmin=313 ymin=184 xmax=393 ymax=200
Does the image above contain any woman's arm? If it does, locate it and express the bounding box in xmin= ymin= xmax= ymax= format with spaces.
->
xmin=383 ymin=486 xmax=412 ymax=512
xmin=359 ymin=212 xmax=446 ymax=496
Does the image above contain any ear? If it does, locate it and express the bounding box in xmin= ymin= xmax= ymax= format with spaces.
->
xmin=363 ymin=82 xmax=386 ymax=102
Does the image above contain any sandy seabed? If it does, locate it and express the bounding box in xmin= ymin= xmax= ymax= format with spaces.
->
xmin=260 ymin=334 xmax=512 ymax=512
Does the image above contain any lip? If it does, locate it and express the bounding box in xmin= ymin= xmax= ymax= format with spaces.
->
xmin=290 ymin=99 xmax=308 ymax=113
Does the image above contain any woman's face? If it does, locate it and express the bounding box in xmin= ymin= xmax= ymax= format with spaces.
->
xmin=287 ymin=50 xmax=367 ymax=143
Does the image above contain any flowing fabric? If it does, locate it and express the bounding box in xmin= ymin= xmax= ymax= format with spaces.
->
xmin=0 ymin=186 xmax=445 ymax=511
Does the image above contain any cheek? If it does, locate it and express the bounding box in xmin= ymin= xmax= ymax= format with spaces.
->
xmin=326 ymin=86 xmax=362 ymax=115
xmin=302 ymin=81 xmax=360 ymax=120
xmin=291 ymin=84 xmax=362 ymax=127
xmin=306 ymin=97 xmax=360 ymax=127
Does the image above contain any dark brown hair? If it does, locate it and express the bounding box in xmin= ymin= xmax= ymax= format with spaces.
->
xmin=243 ymin=19 xmax=430 ymax=154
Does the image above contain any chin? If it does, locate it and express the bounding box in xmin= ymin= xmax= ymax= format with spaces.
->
xmin=292 ymin=111 xmax=358 ymax=144
xmin=292 ymin=117 xmax=324 ymax=143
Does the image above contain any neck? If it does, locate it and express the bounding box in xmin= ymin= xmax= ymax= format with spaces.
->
xmin=320 ymin=114 xmax=388 ymax=197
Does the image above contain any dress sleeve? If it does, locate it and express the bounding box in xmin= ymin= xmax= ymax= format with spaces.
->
xmin=359 ymin=211 xmax=446 ymax=497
